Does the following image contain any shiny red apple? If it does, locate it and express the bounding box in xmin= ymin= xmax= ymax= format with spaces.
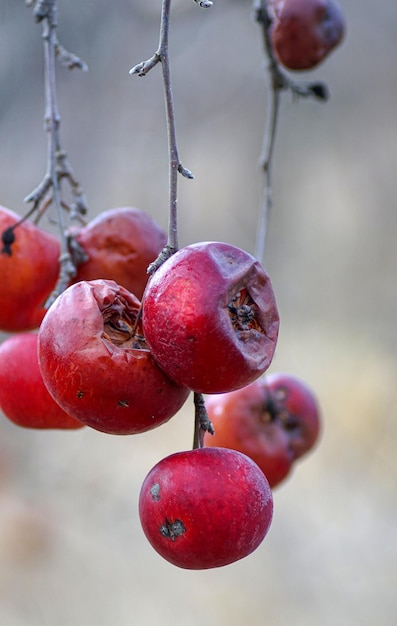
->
xmin=142 ymin=241 xmax=279 ymax=394
xmin=139 ymin=447 xmax=273 ymax=569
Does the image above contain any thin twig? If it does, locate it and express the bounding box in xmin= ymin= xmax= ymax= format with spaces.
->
xmin=19 ymin=0 xmax=90 ymax=304
xmin=254 ymin=0 xmax=329 ymax=264
xmin=23 ymin=0 xmax=88 ymax=224
xmin=256 ymin=83 xmax=280 ymax=263
xmin=130 ymin=0 xmax=194 ymax=273
xmin=40 ymin=1 xmax=77 ymax=304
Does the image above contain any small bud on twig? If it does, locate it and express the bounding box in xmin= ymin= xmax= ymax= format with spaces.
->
xmin=194 ymin=0 xmax=213 ymax=8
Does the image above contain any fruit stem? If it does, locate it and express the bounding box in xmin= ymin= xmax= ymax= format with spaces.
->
xmin=193 ymin=393 xmax=214 ymax=449
xmin=130 ymin=0 xmax=194 ymax=273
xmin=253 ymin=0 xmax=329 ymax=264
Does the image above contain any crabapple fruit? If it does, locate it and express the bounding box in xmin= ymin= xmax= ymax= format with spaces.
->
xmin=265 ymin=372 xmax=321 ymax=459
xmin=139 ymin=447 xmax=273 ymax=569
xmin=142 ymin=241 xmax=279 ymax=394
xmin=205 ymin=373 xmax=321 ymax=487
xmin=269 ymin=0 xmax=345 ymax=70
xmin=72 ymin=207 xmax=167 ymax=299
xmin=38 ymin=279 xmax=190 ymax=435
xmin=0 ymin=333 xmax=83 ymax=430
xmin=0 ymin=205 xmax=60 ymax=332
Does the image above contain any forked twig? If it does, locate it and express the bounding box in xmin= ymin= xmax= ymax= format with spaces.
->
xmin=23 ymin=0 xmax=89 ymax=304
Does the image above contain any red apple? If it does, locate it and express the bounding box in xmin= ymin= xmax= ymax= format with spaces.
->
xmin=265 ymin=372 xmax=320 ymax=459
xmin=269 ymin=0 xmax=345 ymax=70
xmin=72 ymin=207 xmax=167 ymax=299
xmin=205 ymin=373 xmax=321 ymax=487
xmin=142 ymin=241 xmax=279 ymax=394
xmin=0 ymin=333 xmax=83 ymax=430
xmin=0 ymin=205 xmax=60 ymax=332
xmin=38 ymin=279 xmax=190 ymax=435
xmin=139 ymin=447 xmax=273 ymax=569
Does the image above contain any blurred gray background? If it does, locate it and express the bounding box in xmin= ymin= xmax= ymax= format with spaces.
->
xmin=0 ymin=1 xmax=396 ymax=624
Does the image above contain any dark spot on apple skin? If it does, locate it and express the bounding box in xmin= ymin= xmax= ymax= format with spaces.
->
xmin=150 ymin=483 xmax=161 ymax=501
xmin=1 ymin=226 xmax=15 ymax=256
xmin=77 ymin=390 xmax=85 ymax=399
xmin=160 ymin=518 xmax=186 ymax=541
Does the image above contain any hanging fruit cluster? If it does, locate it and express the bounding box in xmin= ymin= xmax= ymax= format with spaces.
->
xmin=0 ymin=0 xmax=344 ymax=570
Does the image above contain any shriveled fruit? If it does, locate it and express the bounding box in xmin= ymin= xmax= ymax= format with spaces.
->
xmin=265 ymin=372 xmax=320 ymax=459
xmin=0 ymin=205 xmax=60 ymax=332
xmin=38 ymin=279 xmax=190 ymax=435
xmin=0 ymin=333 xmax=83 ymax=430
xmin=139 ymin=447 xmax=273 ymax=569
xmin=142 ymin=241 xmax=279 ymax=394
xmin=269 ymin=0 xmax=345 ymax=70
xmin=205 ymin=373 xmax=321 ymax=487
xmin=72 ymin=207 xmax=167 ymax=299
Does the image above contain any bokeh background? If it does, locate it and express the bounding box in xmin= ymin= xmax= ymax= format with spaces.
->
xmin=0 ymin=1 xmax=396 ymax=624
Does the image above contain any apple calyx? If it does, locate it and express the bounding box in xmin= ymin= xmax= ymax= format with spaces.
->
xmin=227 ymin=288 xmax=263 ymax=337
xmin=93 ymin=283 xmax=147 ymax=352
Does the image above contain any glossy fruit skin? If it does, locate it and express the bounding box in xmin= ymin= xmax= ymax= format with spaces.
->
xmin=139 ymin=447 xmax=273 ymax=569
xmin=38 ymin=279 xmax=190 ymax=435
xmin=205 ymin=373 xmax=321 ymax=487
xmin=269 ymin=0 xmax=345 ymax=70
xmin=0 ymin=206 xmax=60 ymax=332
xmin=72 ymin=207 xmax=167 ymax=300
xmin=0 ymin=333 xmax=83 ymax=430
xmin=142 ymin=241 xmax=279 ymax=394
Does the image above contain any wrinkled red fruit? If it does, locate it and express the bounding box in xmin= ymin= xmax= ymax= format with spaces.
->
xmin=72 ymin=207 xmax=167 ymax=299
xmin=265 ymin=372 xmax=320 ymax=459
xmin=0 ymin=333 xmax=83 ymax=430
xmin=205 ymin=372 xmax=321 ymax=487
xmin=139 ymin=447 xmax=273 ymax=569
xmin=38 ymin=279 xmax=190 ymax=435
xmin=142 ymin=241 xmax=279 ymax=394
xmin=0 ymin=205 xmax=60 ymax=332
xmin=269 ymin=0 xmax=345 ymax=70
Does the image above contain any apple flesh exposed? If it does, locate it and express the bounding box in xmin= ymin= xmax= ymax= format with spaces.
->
xmin=142 ymin=241 xmax=279 ymax=394
xmin=139 ymin=447 xmax=273 ymax=569
xmin=38 ymin=279 xmax=190 ymax=435
xmin=0 ymin=333 xmax=83 ymax=430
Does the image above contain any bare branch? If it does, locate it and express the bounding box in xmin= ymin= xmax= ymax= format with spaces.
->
xmin=254 ymin=0 xmax=329 ymax=263
xmin=130 ymin=0 xmax=194 ymax=262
